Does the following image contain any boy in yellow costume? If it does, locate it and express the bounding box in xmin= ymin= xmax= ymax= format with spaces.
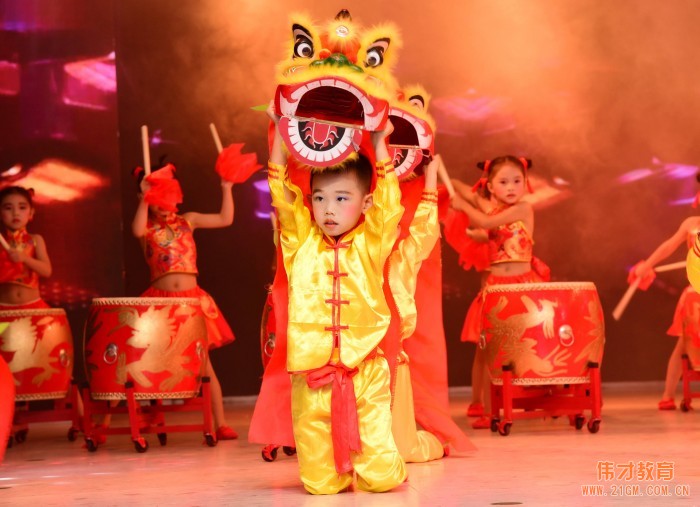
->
xmin=266 ymin=105 xmax=407 ymax=495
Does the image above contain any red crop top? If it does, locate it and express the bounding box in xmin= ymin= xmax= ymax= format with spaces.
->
xmin=0 ymin=228 xmax=39 ymax=288
xmin=142 ymin=214 xmax=198 ymax=282
xmin=488 ymin=218 xmax=533 ymax=264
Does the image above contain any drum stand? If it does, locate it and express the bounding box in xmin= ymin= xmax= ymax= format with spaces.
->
xmin=680 ymin=354 xmax=700 ymax=412
xmin=489 ymin=361 xmax=603 ymax=436
xmin=8 ymin=381 xmax=82 ymax=447
xmin=80 ymin=376 xmax=217 ymax=453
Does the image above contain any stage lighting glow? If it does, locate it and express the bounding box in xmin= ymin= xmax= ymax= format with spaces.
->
xmin=1 ymin=164 xmax=23 ymax=178
xmin=10 ymin=159 xmax=108 ymax=203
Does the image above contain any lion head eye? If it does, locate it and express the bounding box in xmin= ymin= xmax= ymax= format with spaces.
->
xmin=364 ymin=38 xmax=389 ymax=68
xmin=293 ymin=25 xmax=314 ymax=59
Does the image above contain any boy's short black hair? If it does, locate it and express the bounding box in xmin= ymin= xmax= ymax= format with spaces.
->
xmin=310 ymin=153 xmax=373 ymax=194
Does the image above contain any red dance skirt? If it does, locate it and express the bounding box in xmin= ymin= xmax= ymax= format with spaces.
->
xmin=667 ymin=285 xmax=694 ymax=338
xmin=140 ymin=286 xmax=234 ymax=349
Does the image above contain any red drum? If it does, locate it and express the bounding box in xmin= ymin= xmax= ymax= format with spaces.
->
xmin=0 ymin=308 xmax=74 ymax=401
xmin=481 ymin=282 xmax=605 ymax=385
xmin=84 ymin=298 xmax=208 ymax=400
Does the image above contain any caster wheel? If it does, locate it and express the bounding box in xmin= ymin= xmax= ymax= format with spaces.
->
xmin=587 ymin=420 xmax=601 ymax=434
xmin=157 ymin=433 xmax=167 ymax=446
xmin=574 ymin=415 xmax=585 ymax=430
xmin=85 ymin=438 xmax=98 ymax=452
xmin=6 ymin=436 xmax=13 ymax=449
xmin=282 ymin=446 xmax=296 ymax=456
xmin=262 ymin=445 xmax=278 ymax=462
xmin=205 ymin=434 xmax=217 ymax=447
xmin=14 ymin=429 xmax=28 ymax=444
xmin=133 ymin=438 xmax=149 ymax=453
xmin=490 ymin=419 xmax=500 ymax=433
xmin=498 ymin=422 xmax=512 ymax=436
xmin=67 ymin=427 xmax=80 ymax=441
xmin=680 ymin=400 xmax=691 ymax=412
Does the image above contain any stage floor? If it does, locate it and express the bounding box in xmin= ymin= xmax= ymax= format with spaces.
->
xmin=1 ymin=382 xmax=698 ymax=506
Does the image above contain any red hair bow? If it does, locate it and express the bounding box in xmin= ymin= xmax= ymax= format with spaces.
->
xmin=471 ymin=160 xmax=491 ymax=193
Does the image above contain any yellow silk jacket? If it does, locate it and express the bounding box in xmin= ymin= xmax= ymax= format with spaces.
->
xmin=268 ymin=161 xmax=404 ymax=372
xmin=387 ymin=190 xmax=440 ymax=340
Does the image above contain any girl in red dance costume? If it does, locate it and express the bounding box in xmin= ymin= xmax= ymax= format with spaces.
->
xmin=450 ymin=156 xmax=549 ymax=429
xmin=627 ymin=211 xmax=700 ymax=410
xmin=0 ymin=186 xmax=52 ymax=309
xmin=131 ymin=162 xmax=238 ymax=440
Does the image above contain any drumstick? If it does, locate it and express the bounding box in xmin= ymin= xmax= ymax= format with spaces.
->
xmin=141 ymin=125 xmax=151 ymax=175
xmin=654 ymin=261 xmax=686 ymax=273
xmin=209 ymin=123 xmax=224 ymax=154
xmin=612 ymin=260 xmax=686 ymax=321
xmin=0 ymin=234 xmax=10 ymax=251
xmin=436 ymin=156 xmax=456 ymax=198
xmin=612 ymin=278 xmax=640 ymax=321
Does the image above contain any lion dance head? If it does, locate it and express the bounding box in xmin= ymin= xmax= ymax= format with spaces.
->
xmin=274 ymin=10 xmax=402 ymax=168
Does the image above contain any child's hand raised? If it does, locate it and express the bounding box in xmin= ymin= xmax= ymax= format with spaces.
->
xmin=370 ymin=119 xmax=394 ymax=148
xmin=266 ymin=100 xmax=281 ymax=126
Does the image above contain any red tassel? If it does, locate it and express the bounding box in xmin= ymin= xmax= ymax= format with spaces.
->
xmin=215 ymin=143 xmax=263 ymax=183
xmin=144 ymin=164 xmax=183 ymax=212
xmin=693 ymin=191 xmax=700 ymax=208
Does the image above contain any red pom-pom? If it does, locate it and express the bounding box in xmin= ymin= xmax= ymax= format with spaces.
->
xmin=443 ymin=209 xmax=490 ymax=272
xmin=215 ymin=143 xmax=262 ymax=183
xmin=144 ymin=164 xmax=183 ymax=212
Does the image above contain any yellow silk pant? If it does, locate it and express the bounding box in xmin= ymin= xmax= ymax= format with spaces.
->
xmin=391 ymin=361 xmax=445 ymax=462
xmin=291 ymin=356 xmax=407 ymax=495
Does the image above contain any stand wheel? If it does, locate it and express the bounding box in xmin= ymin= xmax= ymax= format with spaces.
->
xmin=490 ymin=418 xmax=500 ymax=433
xmin=14 ymin=429 xmax=28 ymax=444
xmin=498 ymin=422 xmax=512 ymax=436
xmin=262 ymin=445 xmax=278 ymax=462
xmin=157 ymin=433 xmax=167 ymax=446
xmin=67 ymin=427 xmax=80 ymax=441
xmin=133 ymin=438 xmax=149 ymax=453
xmin=574 ymin=415 xmax=586 ymax=430
xmin=205 ymin=434 xmax=217 ymax=447
xmin=282 ymin=446 xmax=296 ymax=456
xmin=587 ymin=420 xmax=601 ymax=434
xmin=6 ymin=436 xmax=13 ymax=449
xmin=85 ymin=438 xmax=97 ymax=452
xmin=680 ymin=400 xmax=691 ymax=412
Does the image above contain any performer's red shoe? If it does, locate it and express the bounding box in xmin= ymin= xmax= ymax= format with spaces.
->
xmin=216 ymin=425 xmax=238 ymax=440
xmin=658 ymin=399 xmax=676 ymax=410
xmin=467 ymin=403 xmax=485 ymax=417
xmin=472 ymin=416 xmax=491 ymax=429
